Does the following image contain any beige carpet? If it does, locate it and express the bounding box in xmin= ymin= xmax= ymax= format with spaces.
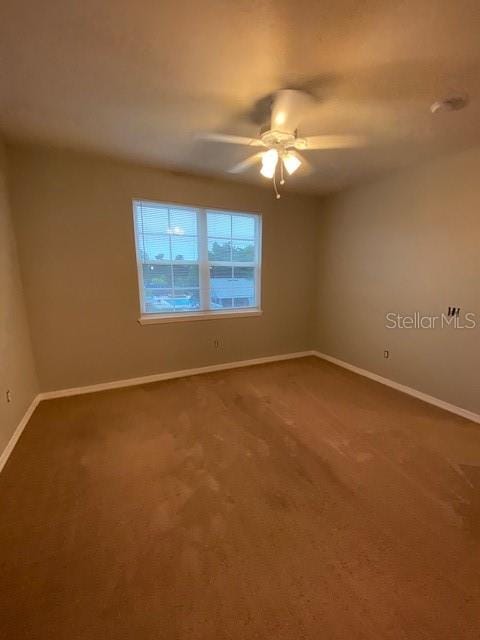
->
xmin=1 ymin=356 xmax=479 ymax=639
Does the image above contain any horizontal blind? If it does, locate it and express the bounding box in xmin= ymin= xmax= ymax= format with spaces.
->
xmin=207 ymin=210 xmax=257 ymax=310
xmin=133 ymin=201 xmax=261 ymax=316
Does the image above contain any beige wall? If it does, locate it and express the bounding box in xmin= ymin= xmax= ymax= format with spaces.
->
xmin=8 ymin=144 xmax=318 ymax=392
xmin=7 ymin=142 xmax=478 ymax=415
xmin=0 ymin=142 xmax=38 ymax=453
xmin=315 ymin=146 xmax=480 ymax=414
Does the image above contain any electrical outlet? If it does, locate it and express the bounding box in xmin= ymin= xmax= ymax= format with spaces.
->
xmin=384 ymin=350 xmax=390 ymax=359
xmin=6 ymin=390 xmax=12 ymax=403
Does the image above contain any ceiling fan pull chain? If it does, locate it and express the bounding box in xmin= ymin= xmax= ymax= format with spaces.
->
xmin=273 ymin=168 xmax=281 ymax=199
xmin=280 ymin=158 xmax=285 ymax=186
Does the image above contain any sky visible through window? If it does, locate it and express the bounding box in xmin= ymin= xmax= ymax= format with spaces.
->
xmin=138 ymin=207 xmax=255 ymax=263
xmin=138 ymin=207 xmax=198 ymax=262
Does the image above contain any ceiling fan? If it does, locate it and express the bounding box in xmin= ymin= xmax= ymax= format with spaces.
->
xmin=197 ymin=89 xmax=365 ymax=198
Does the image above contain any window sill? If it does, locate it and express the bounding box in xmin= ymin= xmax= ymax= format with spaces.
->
xmin=138 ymin=309 xmax=263 ymax=325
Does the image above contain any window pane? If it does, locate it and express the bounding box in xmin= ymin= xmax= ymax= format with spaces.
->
xmin=171 ymin=236 xmax=197 ymax=261
xmin=169 ymin=209 xmax=197 ymax=236
xmin=232 ymin=215 xmax=255 ymax=239
xmin=144 ymin=290 xmax=174 ymax=313
xmin=234 ymin=297 xmax=250 ymax=308
xmin=145 ymin=290 xmax=200 ymax=313
xmin=173 ymin=264 xmax=199 ymax=289
xmin=208 ymin=239 xmax=231 ymax=261
xmin=210 ymin=265 xmax=232 ymax=309
xmin=209 ymin=265 xmax=255 ymax=309
xmin=232 ymin=273 xmax=255 ymax=306
xmin=233 ymin=266 xmax=255 ymax=280
xmin=169 ymin=289 xmax=200 ymax=311
xmin=232 ymin=239 xmax=255 ymax=262
xmin=210 ymin=265 xmax=233 ymax=279
xmin=141 ymin=235 xmax=171 ymax=261
xmin=207 ymin=212 xmax=231 ymax=238
xmin=233 ymin=266 xmax=255 ymax=307
xmin=143 ymin=264 xmax=172 ymax=289
xmin=140 ymin=205 xmax=169 ymax=234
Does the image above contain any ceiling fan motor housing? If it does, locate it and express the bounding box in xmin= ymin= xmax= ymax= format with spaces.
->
xmin=260 ymin=128 xmax=306 ymax=151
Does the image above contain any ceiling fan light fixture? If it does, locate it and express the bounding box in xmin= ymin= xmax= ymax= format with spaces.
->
xmin=260 ymin=148 xmax=278 ymax=179
xmin=282 ymin=152 xmax=301 ymax=175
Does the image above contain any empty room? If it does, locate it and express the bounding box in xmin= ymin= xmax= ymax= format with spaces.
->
xmin=1 ymin=1 xmax=480 ymax=638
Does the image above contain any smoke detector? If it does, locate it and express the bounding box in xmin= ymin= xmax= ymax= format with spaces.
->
xmin=430 ymin=94 xmax=469 ymax=114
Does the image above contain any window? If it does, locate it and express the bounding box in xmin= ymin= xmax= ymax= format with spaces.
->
xmin=133 ymin=201 xmax=262 ymax=323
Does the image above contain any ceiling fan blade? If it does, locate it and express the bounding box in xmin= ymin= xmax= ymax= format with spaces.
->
xmin=299 ymin=134 xmax=366 ymax=150
xmin=196 ymin=132 xmax=264 ymax=146
xmin=227 ymin=152 xmax=264 ymax=174
xmin=271 ymin=89 xmax=313 ymax=133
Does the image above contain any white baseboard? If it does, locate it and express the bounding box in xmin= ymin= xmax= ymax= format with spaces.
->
xmin=314 ymin=351 xmax=480 ymax=424
xmin=39 ymin=350 xmax=316 ymax=401
xmin=0 ymin=395 xmax=41 ymax=474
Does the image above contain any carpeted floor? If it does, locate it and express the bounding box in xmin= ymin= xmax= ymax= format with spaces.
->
xmin=1 ymin=356 xmax=480 ymax=639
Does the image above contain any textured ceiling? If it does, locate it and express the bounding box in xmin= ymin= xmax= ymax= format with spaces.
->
xmin=1 ymin=0 xmax=480 ymax=194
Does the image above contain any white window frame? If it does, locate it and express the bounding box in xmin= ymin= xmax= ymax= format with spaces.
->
xmin=132 ymin=200 xmax=262 ymax=324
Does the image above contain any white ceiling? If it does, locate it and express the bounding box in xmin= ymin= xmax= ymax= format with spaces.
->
xmin=1 ymin=0 xmax=480 ymax=194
